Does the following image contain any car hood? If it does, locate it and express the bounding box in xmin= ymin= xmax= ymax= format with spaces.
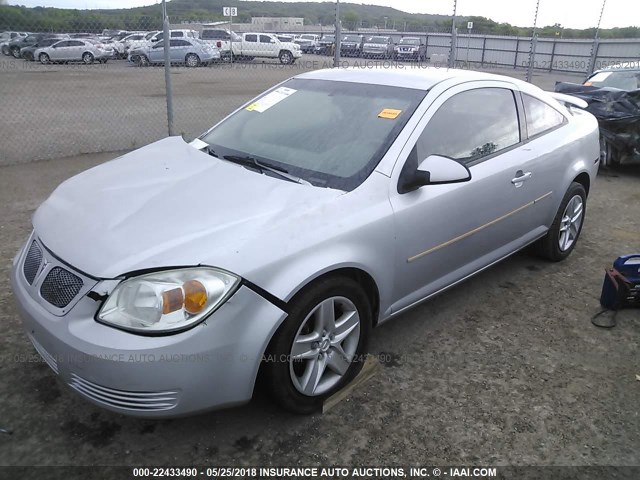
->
xmin=33 ymin=136 xmax=343 ymax=279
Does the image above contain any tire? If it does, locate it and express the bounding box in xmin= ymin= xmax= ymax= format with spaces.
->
xmin=185 ymin=53 xmax=200 ymax=67
xmin=265 ymin=275 xmax=372 ymax=414
xmin=534 ymin=182 xmax=587 ymax=262
xmin=39 ymin=53 xmax=50 ymax=64
xmin=82 ymin=52 xmax=94 ymax=64
xmin=136 ymin=55 xmax=149 ymax=67
xmin=599 ymin=134 xmax=617 ymax=167
xmin=11 ymin=47 xmax=21 ymax=58
xmin=279 ymin=50 xmax=294 ymax=65
xmin=1 ymin=45 xmax=9 ymax=56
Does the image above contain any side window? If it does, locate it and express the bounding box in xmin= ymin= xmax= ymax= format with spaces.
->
xmin=55 ymin=41 xmax=70 ymax=47
xmin=260 ymin=35 xmax=272 ymax=43
xmin=170 ymin=31 xmax=183 ymax=38
xmin=155 ymin=33 xmax=164 ymax=41
xmin=522 ymin=93 xmax=565 ymax=138
xmin=416 ymin=88 xmax=521 ymax=165
xmin=71 ymin=41 xmax=85 ymax=47
xmin=245 ymin=34 xmax=258 ymax=43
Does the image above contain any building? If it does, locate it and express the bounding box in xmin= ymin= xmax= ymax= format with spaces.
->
xmin=250 ymin=17 xmax=304 ymax=31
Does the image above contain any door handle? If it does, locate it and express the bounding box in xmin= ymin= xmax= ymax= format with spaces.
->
xmin=511 ymin=171 xmax=532 ymax=187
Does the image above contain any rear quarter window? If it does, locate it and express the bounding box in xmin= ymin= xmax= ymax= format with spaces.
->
xmin=522 ymin=94 xmax=566 ymax=138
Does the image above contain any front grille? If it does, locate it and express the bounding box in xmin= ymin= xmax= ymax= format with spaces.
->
xmin=23 ymin=241 xmax=43 ymax=285
xmin=69 ymin=374 xmax=179 ymax=412
xmin=39 ymin=267 xmax=84 ymax=308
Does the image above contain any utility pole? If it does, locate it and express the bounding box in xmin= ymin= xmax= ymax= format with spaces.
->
xmin=162 ymin=0 xmax=174 ymax=136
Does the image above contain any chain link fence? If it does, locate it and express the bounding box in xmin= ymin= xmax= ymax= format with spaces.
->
xmin=0 ymin=3 xmax=638 ymax=165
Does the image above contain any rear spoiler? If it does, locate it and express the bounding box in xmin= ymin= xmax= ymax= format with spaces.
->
xmin=547 ymin=92 xmax=589 ymax=109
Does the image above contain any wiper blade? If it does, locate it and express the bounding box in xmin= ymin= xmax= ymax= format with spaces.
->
xmin=222 ymin=154 xmax=311 ymax=185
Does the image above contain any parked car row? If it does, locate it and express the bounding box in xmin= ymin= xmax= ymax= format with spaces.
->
xmin=3 ymin=29 xmax=431 ymax=65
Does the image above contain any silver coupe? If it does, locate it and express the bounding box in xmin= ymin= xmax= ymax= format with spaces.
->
xmin=11 ymin=67 xmax=599 ymax=416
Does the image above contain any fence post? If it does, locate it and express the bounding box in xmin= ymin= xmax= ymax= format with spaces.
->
xmin=448 ymin=0 xmax=457 ymax=68
xmin=333 ymin=0 xmax=341 ymax=67
xmin=526 ymin=34 xmax=537 ymax=83
xmin=162 ymin=0 xmax=174 ymax=136
xmin=480 ymin=37 xmax=486 ymax=67
xmin=587 ymin=37 xmax=600 ymax=75
xmin=549 ymin=39 xmax=557 ymax=72
xmin=514 ymin=38 xmax=520 ymax=69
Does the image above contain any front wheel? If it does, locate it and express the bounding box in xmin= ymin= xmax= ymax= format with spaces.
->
xmin=599 ymin=135 xmax=617 ymax=167
xmin=39 ymin=53 xmax=50 ymax=64
xmin=279 ymin=50 xmax=294 ymax=65
xmin=11 ymin=47 xmax=20 ymax=58
xmin=185 ymin=53 xmax=200 ymax=67
xmin=265 ymin=276 xmax=372 ymax=414
xmin=136 ymin=55 xmax=149 ymax=67
xmin=82 ymin=52 xmax=94 ymax=64
xmin=534 ymin=182 xmax=587 ymax=262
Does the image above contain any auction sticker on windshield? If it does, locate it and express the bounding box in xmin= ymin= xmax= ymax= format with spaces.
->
xmin=378 ymin=108 xmax=402 ymax=119
xmin=246 ymin=87 xmax=297 ymax=113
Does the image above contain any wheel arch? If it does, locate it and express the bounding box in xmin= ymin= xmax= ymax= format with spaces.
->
xmin=284 ymin=267 xmax=381 ymax=327
xmin=573 ymin=171 xmax=591 ymax=197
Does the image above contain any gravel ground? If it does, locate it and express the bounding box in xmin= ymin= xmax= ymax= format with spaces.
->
xmin=0 ymin=153 xmax=638 ymax=474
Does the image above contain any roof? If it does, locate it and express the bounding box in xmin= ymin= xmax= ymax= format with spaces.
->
xmin=296 ymin=66 xmax=518 ymax=91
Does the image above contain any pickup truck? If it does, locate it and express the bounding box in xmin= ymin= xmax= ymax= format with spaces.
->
xmin=228 ymin=32 xmax=302 ymax=64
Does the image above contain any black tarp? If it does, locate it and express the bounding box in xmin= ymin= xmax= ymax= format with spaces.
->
xmin=555 ymin=82 xmax=640 ymax=165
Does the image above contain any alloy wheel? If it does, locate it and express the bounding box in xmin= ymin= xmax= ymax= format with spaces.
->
xmin=289 ymin=296 xmax=361 ymax=397
xmin=558 ymin=195 xmax=584 ymax=251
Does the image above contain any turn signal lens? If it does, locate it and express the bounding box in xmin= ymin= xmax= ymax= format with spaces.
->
xmin=162 ymin=287 xmax=184 ymax=315
xmin=183 ymin=280 xmax=208 ymax=314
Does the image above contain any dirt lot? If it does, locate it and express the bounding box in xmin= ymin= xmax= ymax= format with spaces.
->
xmin=0 ymin=53 xmax=638 ymax=477
xmin=0 ymin=151 xmax=638 ymax=474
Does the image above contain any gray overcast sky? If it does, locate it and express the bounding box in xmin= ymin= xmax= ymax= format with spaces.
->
xmin=7 ymin=0 xmax=639 ymax=29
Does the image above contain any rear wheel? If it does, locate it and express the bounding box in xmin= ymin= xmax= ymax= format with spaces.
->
xmin=11 ymin=47 xmax=20 ymax=58
xmin=534 ymin=182 xmax=587 ymax=262
xmin=39 ymin=53 xmax=50 ymax=64
xmin=279 ymin=50 xmax=294 ymax=65
xmin=185 ymin=53 xmax=200 ymax=67
xmin=82 ymin=52 xmax=94 ymax=64
xmin=265 ymin=276 xmax=372 ymax=414
xmin=1 ymin=45 xmax=9 ymax=56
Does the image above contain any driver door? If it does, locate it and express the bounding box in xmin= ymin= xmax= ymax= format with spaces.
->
xmin=389 ymin=82 xmax=540 ymax=314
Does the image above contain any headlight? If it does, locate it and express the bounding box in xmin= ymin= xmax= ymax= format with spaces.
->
xmin=97 ymin=267 xmax=241 ymax=334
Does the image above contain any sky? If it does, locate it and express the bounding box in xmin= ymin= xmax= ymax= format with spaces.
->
xmin=6 ymin=0 xmax=639 ymax=30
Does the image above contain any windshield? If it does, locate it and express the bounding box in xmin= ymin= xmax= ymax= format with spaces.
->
xmin=145 ymin=32 xmax=157 ymax=40
xmin=368 ymin=37 xmax=388 ymax=44
xmin=343 ymin=36 xmax=361 ymax=42
xmin=399 ymin=38 xmax=420 ymax=45
xmin=586 ymin=71 xmax=640 ymax=91
xmin=321 ymin=35 xmax=335 ymax=42
xmin=201 ymin=78 xmax=425 ymax=191
xmin=300 ymin=35 xmax=315 ymax=40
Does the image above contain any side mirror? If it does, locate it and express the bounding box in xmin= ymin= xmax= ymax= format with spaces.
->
xmin=399 ymin=155 xmax=471 ymax=194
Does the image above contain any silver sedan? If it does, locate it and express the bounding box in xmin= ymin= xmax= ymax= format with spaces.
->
xmin=128 ymin=38 xmax=220 ymax=67
xmin=35 ymin=38 xmax=113 ymax=64
xmin=11 ymin=67 xmax=599 ymax=417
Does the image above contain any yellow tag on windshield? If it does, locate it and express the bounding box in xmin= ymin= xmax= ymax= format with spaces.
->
xmin=245 ymin=103 xmax=259 ymax=111
xmin=378 ymin=108 xmax=402 ymax=119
